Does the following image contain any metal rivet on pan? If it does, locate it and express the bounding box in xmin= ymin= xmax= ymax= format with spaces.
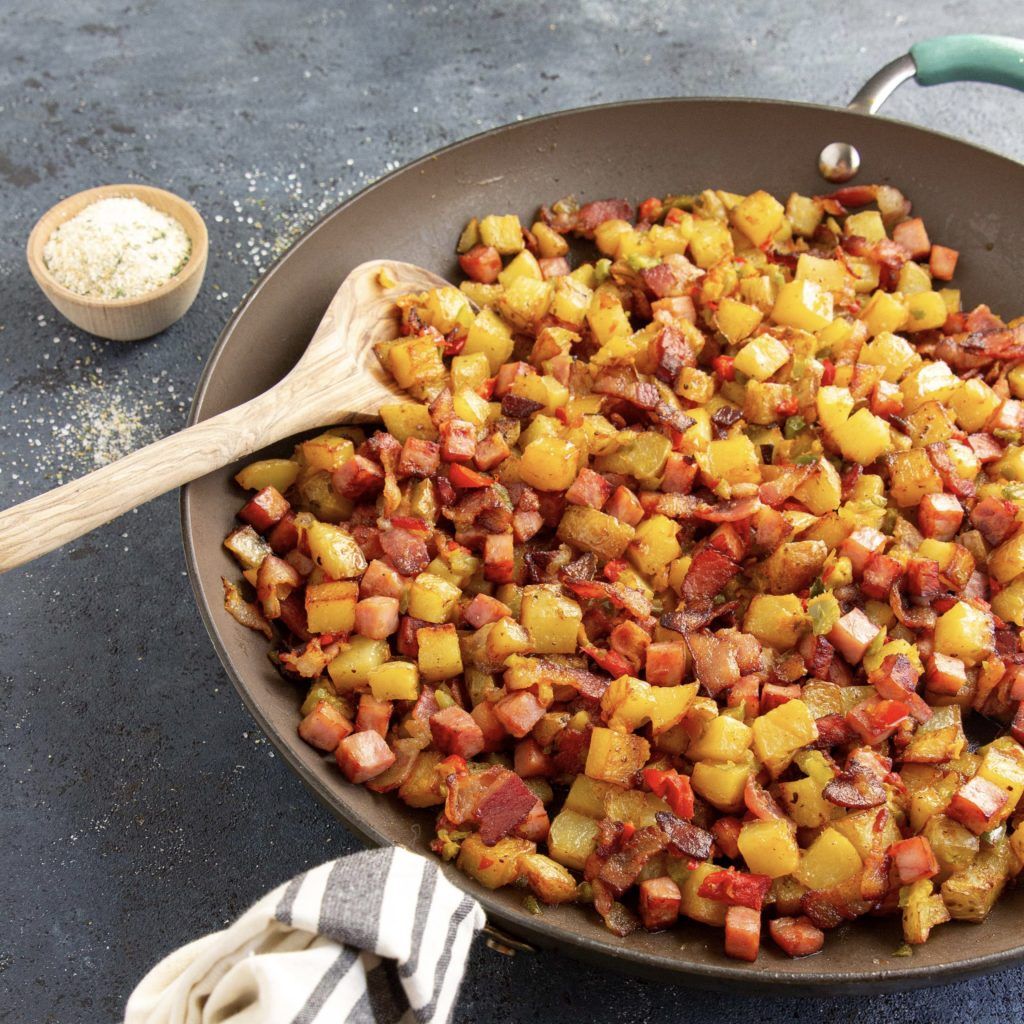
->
xmin=818 ymin=141 xmax=861 ymax=183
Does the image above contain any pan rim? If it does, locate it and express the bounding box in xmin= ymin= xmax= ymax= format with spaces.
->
xmin=181 ymin=94 xmax=1024 ymax=992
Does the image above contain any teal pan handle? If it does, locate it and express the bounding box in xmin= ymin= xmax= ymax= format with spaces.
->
xmin=848 ymin=34 xmax=1024 ymax=116
xmin=912 ymin=34 xmax=1024 ymax=90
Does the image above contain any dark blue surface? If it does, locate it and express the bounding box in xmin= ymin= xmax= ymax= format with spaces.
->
xmin=1 ymin=3 xmax=1023 ymax=1021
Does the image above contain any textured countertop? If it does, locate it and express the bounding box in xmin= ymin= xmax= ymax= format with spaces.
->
xmin=2 ymin=3 xmax=1024 ymax=1021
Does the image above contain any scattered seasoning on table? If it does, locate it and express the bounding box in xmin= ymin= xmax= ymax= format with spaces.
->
xmin=43 ymin=196 xmax=191 ymax=300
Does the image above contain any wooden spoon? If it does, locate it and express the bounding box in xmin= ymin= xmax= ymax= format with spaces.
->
xmin=0 ymin=259 xmax=448 ymax=573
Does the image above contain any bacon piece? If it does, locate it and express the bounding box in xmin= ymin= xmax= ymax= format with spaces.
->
xmin=890 ymin=583 xmax=937 ymax=631
xmin=596 ymin=825 xmax=669 ymax=898
xmin=812 ymin=713 xmax=856 ymax=749
xmin=476 ymin=771 xmax=539 ymax=845
xmin=565 ymin=467 xmax=612 ymax=509
xmin=380 ymin=527 xmax=430 ymax=575
xmin=430 ymin=706 xmax=486 ymax=759
xmin=842 ymin=234 xmax=909 ymax=291
xmin=458 ymin=244 xmax=502 ymax=283
xmin=769 ymin=917 xmax=825 ymax=958
xmin=649 ymin=323 xmax=697 ymax=385
xmin=685 ymin=631 xmax=740 ymax=696
xmin=492 ymin=361 xmax=534 ymax=398
xmin=947 ymin=776 xmax=1010 ymax=834
xmin=659 ymin=602 xmax=737 ymax=636
xmin=698 ymin=868 xmax=772 ymax=911
xmin=682 ymin=548 xmax=737 ymax=605
xmin=239 ymin=486 xmax=290 ymax=532
xmin=354 ymin=596 xmax=400 ymax=640
xmin=335 ymin=731 xmax=396 ymax=784
xmin=925 ymin=443 xmax=975 ymax=499
xmin=934 ymin=322 xmax=1024 ymax=372
xmin=355 ymin=694 xmax=393 ymax=738
xmin=846 ymin=697 xmax=911 ymax=745
xmin=660 ymin=453 xmax=698 ymax=495
xmin=861 ymin=553 xmax=905 ymax=600
xmin=760 ymin=682 xmax=798 ymax=713
xmin=438 ymin=419 xmax=477 ymax=463
xmin=696 ymin=496 xmax=761 ymax=523
xmin=890 ymin=836 xmax=939 ymax=885
xmin=828 ymin=608 xmax=879 ymax=664
xmin=638 ymin=877 xmax=682 ymax=931
xmin=332 ymin=455 xmax=385 ymax=499
xmin=823 ymin=763 xmax=887 ymax=809
xmin=744 ymin=777 xmax=785 ymax=820
xmin=474 ymin=431 xmax=510 ymax=471
xmin=500 ymin=394 xmax=544 ymax=421
xmin=918 ymin=493 xmax=964 ymax=541
xmin=1013 ymin=702 xmax=1024 ymax=744
xmin=573 ymin=198 xmax=634 ymax=238
xmin=724 ymin=906 xmax=761 ymax=962
xmin=268 ymin=511 xmax=300 ymax=555
xmin=298 ymin=700 xmax=353 ymax=752
xmin=398 ymin=437 xmax=441 ymax=478
xmin=493 ymin=691 xmax=545 ymax=738
xmin=561 ymin=576 xmax=652 ymax=619
xmin=971 ymin=498 xmax=1018 ymax=546
xmin=759 ymin=464 xmax=814 ymax=508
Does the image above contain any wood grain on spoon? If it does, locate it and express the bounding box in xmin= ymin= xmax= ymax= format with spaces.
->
xmin=0 ymin=259 xmax=449 ymax=573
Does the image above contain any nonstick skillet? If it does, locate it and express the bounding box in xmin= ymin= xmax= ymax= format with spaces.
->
xmin=182 ymin=35 xmax=1024 ymax=993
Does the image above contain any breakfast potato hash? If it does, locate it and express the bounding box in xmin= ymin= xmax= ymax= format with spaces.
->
xmin=222 ymin=184 xmax=1024 ymax=961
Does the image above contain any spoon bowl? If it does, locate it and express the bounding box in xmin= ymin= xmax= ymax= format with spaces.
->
xmin=0 ymin=259 xmax=448 ymax=572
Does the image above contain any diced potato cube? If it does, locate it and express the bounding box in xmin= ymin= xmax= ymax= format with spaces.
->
xmin=752 ymin=699 xmax=818 ymax=777
xmin=648 ymin=683 xmax=698 ymax=734
xmin=690 ymin=760 xmax=752 ymax=813
xmin=738 ymin=819 xmax=800 ymax=878
xmin=951 ymin=379 xmax=1002 ymax=433
xmin=420 ymin=286 xmax=474 ymax=334
xmin=307 ymin=521 xmax=368 ymax=579
xmin=564 ymin=775 xmax=620 ymax=818
xmin=417 ymin=623 xmax=464 ymax=681
xmin=585 ymin=727 xmax=651 ymax=785
xmin=235 ymin=458 xmax=300 ymax=492
xmin=587 ymin=291 xmax=633 ymax=346
xmin=940 ymin=838 xmax=1014 ymax=922
xmin=933 ymin=601 xmax=994 ymax=668
xmin=305 ymin=581 xmax=358 ymax=634
xmin=498 ymin=249 xmax=543 ymax=287
xmin=777 ymin=776 xmax=835 ymax=828
xmin=901 ymin=360 xmax=960 ymax=413
xmin=845 ymin=210 xmax=885 ymax=241
xmin=628 ymin=515 xmax=682 ymax=577
xmin=397 ymin=750 xmax=444 ymax=807
xmin=557 ymin=507 xmax=635 ymax=561
xmin=531 ymin=221 xmax=569 ymax=258
xmin=793 ymin=457 xmax=842 ymax=515
xmin=458 ymin=834 xmax=535 ymax=888
xmin=860 ymin=290 xmax=907 ymax=336
xmin=903 ymin=879 xmax=951 ymax=944
xmin=833 ymin=407 xmax=892 ymax=465
xmin=988 ymin=531 xmax=1024 ymax=583
xmin=328 ymin=635 xmax=390 ymax=691
xmin=991 ymin=574 xmax=1024 ymax=627
xmin=716 ymin=297 xmax=763 ymax=343
xmin=520 ymin=437 xmax=580 ymax=491
xmin=786 ymin=193 xmax=823 ymax=237
xmin=498 ymin=277 xmax=553 ymax=330
xmin=549 ymin=275 xmax=592 ymax=326
xmin=380 ymin=402 xmax=438 ymax=443
xmin=904 ymin=290 xmax=948 ymax=331
xmin=548 ymin=809 xmax=600 ymax=870
xmin=478 ymin=213 xmax=524 ymax=254
xmin=743 ymin=594 xmax=808 ymax=650
xmin=795 ymin=253 xmax=849 ymax=291
xmin=771 ymin=280 xmax=833 ymax=331
xmin=977 ymin=748 xmax=1024 ymax=812
xmin=520 ymin=584 xmax=582 ymax=654
xmin=408 ymin=572 xmax=462 ymax=623
xmin=888 ymin=449 xmax=943 ymax=507
xmin=700 ymin=434 xmax=761 ymax=486
xmin=517 ymin=852 xmax=577 ymax=904
xmin=464 ymin=308 xmax=515 ymax=374
xmin=385 ymin=337 xmax=447 ymax=396
xmin=858 ymin=331 xmax=920 ymax=382
xmin=671 ymin=859 xmax=727 ymax=926
xmin=368 ymin=660 xmax=420 ymax=702
xmin=688 ymin=219 xmax=733 ymax=268
xmin=298 ymin=433 xmax=356 ymax=473
xmin=815 ymin=385 xmax=855 ymax=437
xmin=793 ymin=827 xmax=862 ymax=889
xmin=688 ymin=715 xmax=754 ymax=762
xmin=733 ymin=334 xmax=790 ymax=381
xmin=731 ymin=190 xmax=785 ymax=246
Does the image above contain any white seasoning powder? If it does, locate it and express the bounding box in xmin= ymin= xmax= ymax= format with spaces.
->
xmin=43 ymin=196 xmax=191 ymax=300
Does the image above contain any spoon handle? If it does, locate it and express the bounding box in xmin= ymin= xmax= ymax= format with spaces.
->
xmin=0 ymin=390 xmax=310 ymax=573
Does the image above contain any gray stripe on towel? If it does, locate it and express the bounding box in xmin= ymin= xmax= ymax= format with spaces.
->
xmin=413 ymin=893 xmax=478 ymax=1024
xmin=318 ymin=846 xmax=395 ymax=951
xmin=398 ymin=859 xmax=439 ymax=979
xmin=290 ymin=944 xmax=360 ymax=1024
xmin=275 ymin=869 xmax=309 ymax=927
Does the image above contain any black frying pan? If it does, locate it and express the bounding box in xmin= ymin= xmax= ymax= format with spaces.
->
xmin=182 ymin=35 xmax=1024 ymax=993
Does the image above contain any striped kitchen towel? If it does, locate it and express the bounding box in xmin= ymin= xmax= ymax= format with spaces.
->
xmin=124 ymin=847 xmax=486 ymax=1024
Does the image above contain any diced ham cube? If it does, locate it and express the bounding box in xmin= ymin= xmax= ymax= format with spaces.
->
xmin=268 ymin=511 xmax=300 ymax=554
xmin=760 ymin=683 xmax=800 ymax=713
xmin=355 ymin=694 xmax=393 ymax=737
xmin=439 ymin=418 xmax=477 ymax=463
xmin=661 ymin=453 xmax=698 ymax=494
xmin=360 ymin=559 xmax=406 ymax=600
xmin=839 ymin=527 xmax=887 ymax=575
xmin=514 ymin=738 xmax=553 ymax=778
xmin=493 ymin=361 xmax=535 ymax=397
xmin=604 ymin=485 xmax=645 ymax=526
xmin=565 ymin=467 xmax=612 ymax=509
xmin=483 ymin=532 xmax=515 ymax=583
xmin=970 ymin=497 xmax=1019 ymax=546
xmin=889 ymin=836 xmax=939 ymax=885
xmin=906 ymin=558 xmax=943 ymax=602
xmin=458 ymin=244 xmax=502 ymax=284
xmin=398 ymin=437 xmax=441 ymax=479
xmin=475 ymin=431 xmax=511 ymax=472
xmin=967 ymin=432 xmax=1004 ymax=464
xmin=380 ymin=527 xmax=430 ymax=575
xmin=512 ymin=508 xmax=544 ymax=544
xmin=987 ymin=400 xmax=1024 ymax=435
xmin=332 ymin=455 xmax=385 ymax=499
xmin=354 ymin=596 xmax=400 ymax=639
xmin=493 ymin=691 xmax=545 ymax=738
xmin=892 ymin=217 xmax=930 ymax=259
xmin=769 ymin=917 xmax=825 ymax=958
xmin=638 ymin=877 xmax=681 ymax=931
xmin=462 ymin=592 xmax=512 ymax=628
xmin=925 ymin=652 xmax=968 ymax=695
xmin=298 ymin=700 xmax=353 ymax=752
xmin=429 ymin=705 xmax=485 ymax=759
xmin=728 ymin=674 xmax=761 ymax=718
xmin=574 ymin=198 xmax=634 ymax=237
xmin=724 ymin=905 xmax=761 ymax=963
xmin=869 ymin=653 xmax=918 ymax=700
xmin=470 ymin=701 xmax=508 ymax=752
xmin=239 ymin=486 xmax=291 ymax=533
xmin=514 ymin=798 xmax=551 ymax=843
xmin=645 ymin=642 xmax=687 ymax=687
xmin=335 ymin=730 xmax=397 ymax=783
xmin=860 ymin=553 xmax=905 ymax=600
xmin=846 ymin=696 xmax=911 ymax=744
xmin=929 ymin=244 xmax=959 ymax=281
xmin=397 ymin=615 xmax=428 ymax=658
xmin=918 ymin=493 xmax=964 ymax=541
xmin=947 ymin=776 xmax=1010 ymax=835
xmin=539 ymin=256 xmax=570 ymax=279
xmin=828 ymin=608 xmax=880 ymax=664
xmin=651 ymin=295 xmax=697 ymax=326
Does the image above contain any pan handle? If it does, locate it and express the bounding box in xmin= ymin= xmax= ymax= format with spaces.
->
xmin=849 ymin=34 xmax=1024 ymax=115
xmin=820 ymin=34 xmax=1024 ymax=180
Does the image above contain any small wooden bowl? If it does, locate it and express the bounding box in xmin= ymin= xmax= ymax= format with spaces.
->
xmin=26 ymin=183 xmax=208 ymax=341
